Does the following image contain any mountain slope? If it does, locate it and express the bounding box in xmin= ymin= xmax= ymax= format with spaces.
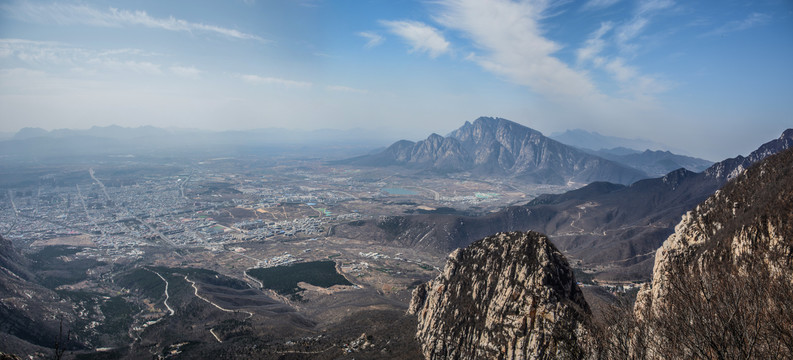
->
xmin=0 ymin=236 xmax=76 ymax=353
xmin=343 ymin=117 xmax=647 ymax=185
xmin=409 ymin=231 xmax=589 ymax=359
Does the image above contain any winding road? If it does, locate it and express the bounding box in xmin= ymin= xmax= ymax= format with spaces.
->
xmin=149 ymin=270 xmax=175 ymax=316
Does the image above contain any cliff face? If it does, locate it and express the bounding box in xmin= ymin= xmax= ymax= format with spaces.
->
xmin=641 ymin=147 xmax=793 ymax=310
xmin=409 ymin=231 xmax=590 ymax=360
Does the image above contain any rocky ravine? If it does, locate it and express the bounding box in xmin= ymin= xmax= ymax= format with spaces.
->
xmin=409 ymin=231 xmax=590 ymax=360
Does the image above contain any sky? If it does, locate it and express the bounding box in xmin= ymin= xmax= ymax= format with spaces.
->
xmin=0 ymin=0 xmax=791 ymax=160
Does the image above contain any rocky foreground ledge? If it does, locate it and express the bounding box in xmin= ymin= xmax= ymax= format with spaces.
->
xmin=408 ymin=231 xmax=590 ymax=360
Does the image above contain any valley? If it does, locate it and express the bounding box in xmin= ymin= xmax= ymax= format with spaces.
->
xmin=1 ymin=120 xmax=790 ymax=359
xmin=0 ymin=147 xmax=577 ymax=358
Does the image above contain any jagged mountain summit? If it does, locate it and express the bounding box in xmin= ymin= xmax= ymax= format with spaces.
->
xmin=409 ymin=231 xmax=589 ymax=360
xmin=334 ymin=128 xmax=793 ymax=281
xmin=343 ymin=117 xmax=647 ymax=185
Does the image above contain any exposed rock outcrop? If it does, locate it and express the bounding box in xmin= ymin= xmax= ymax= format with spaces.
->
xmin=409 ymin=231 xmax=590 ymax=359
xmin=641 ymin=147 xmax=793 ymax=312
xmin=635 ymin=147 xmax=793 ymax=358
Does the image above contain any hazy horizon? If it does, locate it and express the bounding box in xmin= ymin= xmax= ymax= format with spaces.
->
xmin=1 ymin=0 xmax=791 ymax=161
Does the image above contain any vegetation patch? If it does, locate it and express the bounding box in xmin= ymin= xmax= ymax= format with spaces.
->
xmin=29 ymin=246 xmax=106 ymax=288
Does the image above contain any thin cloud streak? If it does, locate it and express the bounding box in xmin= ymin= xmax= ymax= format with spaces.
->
xmin=3 ymin=3 xmax=265 ymax=41
xmin=380 ymin=20 xmax=450 ymax=58
xmin=0 ymin=38 xmax=199 ymax=77
xmin=357 ymin=31 xmax=384 ymax=48
xmin=237 ymin=74 xmax=313 ymax=88
xmin=326 ymin=85 xmax=368 ymax=94
xmin=582 ymin=0 xmax=622 ymax=11
xmin=170 ymin=66 xmax=201 ymax=79
xmin=702 ymin=13 xmax=771 ymax=37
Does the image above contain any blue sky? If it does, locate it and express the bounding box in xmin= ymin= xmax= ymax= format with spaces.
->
xmin=0 ymin=0 xmax=791 ymax=160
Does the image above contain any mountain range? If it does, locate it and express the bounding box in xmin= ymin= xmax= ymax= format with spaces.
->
xmin=334 ymin=128 xmax=793 ymax=281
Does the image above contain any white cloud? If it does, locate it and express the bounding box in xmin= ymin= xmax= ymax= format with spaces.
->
xmin=702 ymin=13 xmax=771 ymax=37
xmin=326 ymin=85 xmax=368 ymax=94
xmin=357 ymin=31 xmax=384 ymax=48
xmin=575 ymin=25 xmax=667 ymax=99
xmin=237 ymin=74 xmax=313 ymax=88
xmin=170 ymin=66 xmax=201 ymax=79
xmin=380 ymin=20 xmax=450 ymax=58
xmin=4 ymin=3 xmax=264 ymax=41
xmin=433 ymin=0 xmax=598 ymax=99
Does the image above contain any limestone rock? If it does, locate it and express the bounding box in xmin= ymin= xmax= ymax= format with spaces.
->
xmin=409 ymin=231 xmax=590 ymax=360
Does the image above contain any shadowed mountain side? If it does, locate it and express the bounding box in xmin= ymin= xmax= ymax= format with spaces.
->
xmin=335 ymin=129 xmax=793 ymax=282
xmin=0 ymin=236 xmax=79 ymax=352
xmin=339 ymin=117 xmax=648 ymax=185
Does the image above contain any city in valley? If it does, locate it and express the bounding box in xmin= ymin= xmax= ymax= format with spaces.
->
xmin=0 ymin=154 xmax=579 ymax=358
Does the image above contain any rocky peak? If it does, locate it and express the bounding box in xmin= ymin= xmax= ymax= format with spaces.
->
xmin=705 ymin=128 xmax=793 ymax=180
xmin=343 ymin=117 xmax=647 ymax=185
xmin=660 ymin=168 xmax=695 ymax=189
xmin=409 ymin=231 xmax=590 ymax=359
xmin=781 ymin=128 xmax=793 ymax=140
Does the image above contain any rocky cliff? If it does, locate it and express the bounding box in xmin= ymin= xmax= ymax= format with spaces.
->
xmin=635 ymin=147 xmax=793 ymax=358
xmin=408 ymin=231 xmax=590 ymax=359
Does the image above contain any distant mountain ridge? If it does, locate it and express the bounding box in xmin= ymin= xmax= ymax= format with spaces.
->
xmin=583 ymin=148 xmax=713 ymax=178
xmin=1 ymin=125 xmax=399 ymax=161
xmin=343 ymin=117 xmax=647 ymax=185
xmin=550 ymin=129 xmax=713 ymax=177
xmin=550 ymin=129 xmax=674 ymax=153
